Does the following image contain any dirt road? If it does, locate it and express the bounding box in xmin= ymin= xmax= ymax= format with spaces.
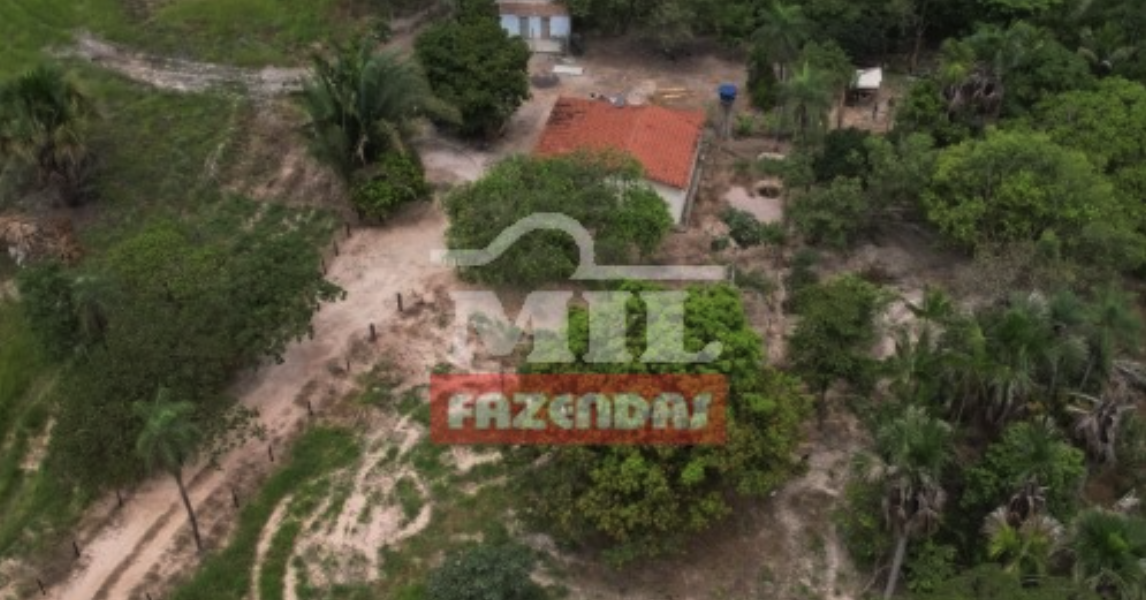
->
xmin=42 ymin=203 xmax=455 ymax=600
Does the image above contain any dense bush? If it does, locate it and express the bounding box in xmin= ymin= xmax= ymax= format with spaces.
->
xmin=961 ymin=420 xmax=1087 ymax=520
xmin=923 ymin=130 xmax=1122 ymax=252
xmin=351 ymin=152 xmax=429 ymax=221
xmin=444 ymin=152 xmax=673 ymax=287
xmin=788 ymin=176 xmax=868 ymax=249
xmin=812 ymin=128 xmax=871 ymax=183
xmin=426 ymin=543 xmax=545 ymax=600
xmin=521 ymin=285 xmax=811 ymax=564
xmin=414 ymin=0 xmax=530 ymax=138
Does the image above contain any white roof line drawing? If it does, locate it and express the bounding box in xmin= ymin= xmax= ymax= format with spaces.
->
xmin=431 ymin=213 xmax=727 ymax=281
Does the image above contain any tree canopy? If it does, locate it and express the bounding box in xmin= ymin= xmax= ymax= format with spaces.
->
xmin=22 ymin=203 xmax=341 ymax=488
xmin=520 ymin=284 xmax=810 ymax=564
xmin=443 ymin=152 xmax=674 ymax=287
xmin=415 ymin=1 xmax=530 ymax=139
xmin=923 ymin=130 xmax=1121 ymax=252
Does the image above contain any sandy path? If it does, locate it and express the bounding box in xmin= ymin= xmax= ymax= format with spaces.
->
xmin=65 ymin=33 xmax=307 ymax=96
xmin=43 ymin=203 xmax=455 ymax=600
xmin=251 ymin=497 xmax=293 ymax=600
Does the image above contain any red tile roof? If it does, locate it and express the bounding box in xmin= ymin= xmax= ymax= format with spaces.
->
xmin=535 ymin=97 xmax=706 ymax=190
xmin=499 ymin=1 xmax=569 ymax=17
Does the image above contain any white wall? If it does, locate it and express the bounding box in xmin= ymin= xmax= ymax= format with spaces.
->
xmin=498 ymin=14 xmax=571 ymax=40
xmin=651 ymin=181 xmax=688 ymax=226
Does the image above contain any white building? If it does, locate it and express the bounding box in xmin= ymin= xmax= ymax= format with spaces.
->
xmin=497 ymin=1 xmax=571 ymax=54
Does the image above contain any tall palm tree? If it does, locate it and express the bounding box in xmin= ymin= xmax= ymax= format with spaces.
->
xmin=1070 ymin=509 xmax=1146 ymax=598
xmin=780 ymin=63 xmax=835 ymax=141
xmin=1078 ymin=24 xmax=1139 ymax=76
xmin=1079 ymin=286 xmax=1142 ymax=390
xmin=0 ymin=66 xmax=95 ymax=205
xmin=859 ymin=406 xmax=953 ymax=599
xmin=301 ymin=38 xmax=456 ymax=178
xmin=134 ymin=388 xmax=204 ymax=553
xmin=752 ymin=2 xmax=811 ymax=82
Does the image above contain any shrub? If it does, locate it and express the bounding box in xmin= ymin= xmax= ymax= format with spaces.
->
xmin=426 ymin=543 xmax=544 ymax=600
xmin=722 ymin=208 xmax=784 ymax=248
xmin=351 ymin=152 xmax=429 ymax=221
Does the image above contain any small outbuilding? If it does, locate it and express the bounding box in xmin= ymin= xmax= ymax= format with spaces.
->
xmin=535 ymin=96 xmax=706 ymax=226
xmin=497 ymin=1 xmax=571 ymax=54
xmin=850 ymin=67 xmax=883 ymax=103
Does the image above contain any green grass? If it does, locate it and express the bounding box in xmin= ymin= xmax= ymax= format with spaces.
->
xmin=169 ymin=427 xmax=360 ymax=600
xmin=0 ymin=0 xmax=127 ymax=78
xmin=0 ymin=303 xmax=81 ymax=560
xmin=394 ymin=476 xmax=424 ymax=526
xmin=0 ymin=0 xmax=369 ymax=76
xmin=139 ymin=0 xmax=367 ymax=66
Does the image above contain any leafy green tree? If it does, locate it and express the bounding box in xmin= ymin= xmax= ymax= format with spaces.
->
xmin=350 ymin=152 xmax=430 ymax=221
xmin=923 ymin=129 xmax=1120 ymax=252
xmin=858 ymin=406 xmax=953 ymax=600
xmin=134 ymin=388 xmax=205 ymax=553
xmin=522 ymin=285 xmax=810 ymax=563
xmin=16 ymin=263 xmax=82 ymax=359
xmin=646 ymin=0 xmax=695 ymax=57
xmin=301 ymin=38 xmax=452 ymax=178
xmin=415 ymin=3 xmax=530 ymax=138
xmin=788 ymin=176 xmax=868 ymax=248
xmin=1070 ymin=509 xmax=1146 ymax=599
xmin=47 ymin=206 xmax=341 ymax=489
xmin=893 ymin=80 xmax=972 ymax=146
xmin=813 ymin=128 xmax=871 ymax=183
xmin=864 ymin=133 xmax=938 ymax=213
xmin=0 ymin=65 xmax=95 ymax=205
xmin=1034 ymin=78 xmax=1146 ymax=204
xmin=788 ymin=275 xmax=888 ymax=419
xmin=426 ymin=543 xmax=545 ymax=600
xmin=444 ymin=152 xmax=672 ymax=287
xmin=963 ymin=420 xmax=1086 ymax=520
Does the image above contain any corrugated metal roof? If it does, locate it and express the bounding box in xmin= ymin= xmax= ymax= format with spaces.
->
xmin=535 ymin=97 xmax=705 ymax=190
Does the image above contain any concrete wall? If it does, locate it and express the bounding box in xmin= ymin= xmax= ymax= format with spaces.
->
xmin=651 ymin=181 xmax=688 ymax=226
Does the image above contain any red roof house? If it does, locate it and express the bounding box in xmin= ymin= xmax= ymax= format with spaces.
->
xmin=535 ymin=97 xmax=706 ymax=224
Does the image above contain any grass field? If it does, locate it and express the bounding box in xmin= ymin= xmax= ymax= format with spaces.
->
xmin=0 ymin=303 xmax=80 ymax=558
xmin=0 ymin=0 xmax=373 ymax=74
xmin=138 ymin=0 xmax=368 ymax=66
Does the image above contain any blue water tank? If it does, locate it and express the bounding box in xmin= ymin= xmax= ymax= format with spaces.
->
xmin=718 ymin=83 xmax=738 ymax=105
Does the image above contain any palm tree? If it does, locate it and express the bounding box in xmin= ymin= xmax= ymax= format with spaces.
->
xmin=780 ymin=63 xmax=835 ymax=140
xmin=1079 ymin=286 xmax=1142 ymax=390
xmin=984 ymin=506 xmax=1065 ymax=581
xmin=134 ymin=388 xmax=204 ymax=554
xmin=859 ymin=406 xmax=953 ymax=599
xmin=0 ymin=66 xmax=95 ymax=205
xmin=1078 ymin=24 xmax=1138 ymax=76
xmin=1069 ymin=392 xmax=1134 ymax=465
xmin=752 ymin=2 xmax=811 ymax=82
xmin=301 ymin=38 xmax=456 ymax=178
xmin=1070 ymin=509 xmax=1146 ymax=598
